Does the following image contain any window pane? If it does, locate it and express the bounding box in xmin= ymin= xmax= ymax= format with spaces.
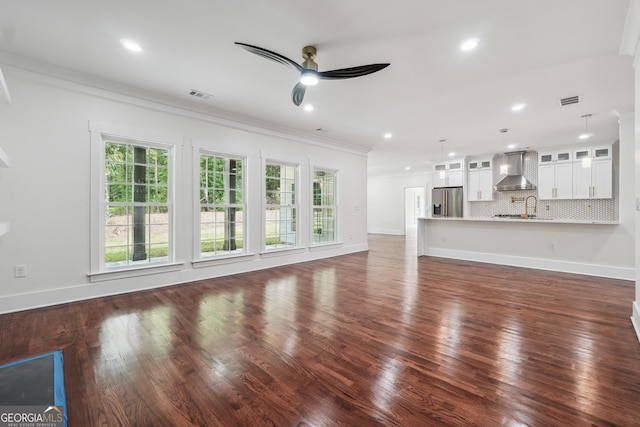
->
xmin=102 ymin=142 xmax=171 ymax=269
xmin=265 ymin=162 xmax=298 ymax=250
xmin=312 ymin=169 xmax=337 ymax=245
xmin=199 ymin=154 xmax=245 ymax=258
xmin=107 ymin=163 xmax=127 ymax=184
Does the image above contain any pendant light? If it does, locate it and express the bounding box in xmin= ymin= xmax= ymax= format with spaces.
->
xmin=499 ymin=129 xmax=510 ymax=175
xmin=579 ymin=113 xmax=592 ymax=140
xmin=439 ymin=139 xmax=446 ymax=179
xmin=579 ymin=114 xmax=593 ymax=168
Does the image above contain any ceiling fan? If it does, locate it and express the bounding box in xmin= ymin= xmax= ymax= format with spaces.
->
xmin=235 ymin=42 xmax=390 ymax=106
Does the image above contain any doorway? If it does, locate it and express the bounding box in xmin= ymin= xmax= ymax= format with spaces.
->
xmin=404 ymin=186 xmax=425 ymax=238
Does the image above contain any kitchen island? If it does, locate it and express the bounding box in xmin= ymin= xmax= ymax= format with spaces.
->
xmin=417 ymin=216 xmax=629 ymax=280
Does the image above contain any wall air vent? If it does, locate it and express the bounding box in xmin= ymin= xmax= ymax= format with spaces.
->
xmin=188 ymin=89 xmax=212 ymax=100
xmin=558 ymin=95 xmax=581 ymax=107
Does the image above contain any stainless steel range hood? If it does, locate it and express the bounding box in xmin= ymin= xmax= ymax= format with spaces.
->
xmin=494 ymin=151 xmax=536 ymax=191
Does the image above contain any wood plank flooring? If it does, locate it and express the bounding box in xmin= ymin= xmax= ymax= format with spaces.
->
xmin=1 ymin=234 xmax=639 ymax=426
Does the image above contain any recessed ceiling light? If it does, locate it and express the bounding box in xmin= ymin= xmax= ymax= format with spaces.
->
xmin=405 ymin=166 xmax=411 ymax=170
xmin=460 ymin=38 xmax=479 ymax=51
xmin=121 ymin=39 xmax=142 ymax=53
xmin=507 ymin=144 xmax=517 ymax=149
xmin=448 ymin=152 xmax=456 ymax=157
xmin=384 ymin=132 xmax=393 ymax=139
xmin=579 ymin=133 xmax=592 ymax=140
xmin=511 ymin=103 xmax=527 ymax=112
xmin=303 ymin=104 xmax=314 ymax=112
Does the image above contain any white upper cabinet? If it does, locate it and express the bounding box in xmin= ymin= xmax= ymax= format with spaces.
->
xmin=537 ymin=144 xmax=612 ymax=200
xmin=572 ymin=144 xmax=612 ymax=199
xmin=432 ymin=159 xmax=465 ymax=188
xmin=538 ymin=162 xmax=573 ymax=200
xmin=538 ymin=150 xmax=573 ymax=199
xmin=467 ymin=159 xmax=493 ymax=201
xmin=573 ymin=158 xmax=612 ymax=199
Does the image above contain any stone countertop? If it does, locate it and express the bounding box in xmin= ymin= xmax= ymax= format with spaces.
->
xmin=419 ymin=216 xmax=618 ymax=225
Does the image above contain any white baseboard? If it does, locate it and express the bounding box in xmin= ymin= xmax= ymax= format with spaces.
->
xmin=632 ymin=301 xmax=640 ymax=344
xmin=0 ymin=243 xmax=369 ymax=315
xmin=367 ymin=229 xmax=406 ymax=235
xmin=424 ymin=247 xmax=635 ymax=280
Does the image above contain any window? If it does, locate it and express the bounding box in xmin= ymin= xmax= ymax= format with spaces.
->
xmin=265 ymin=161 xmax=298 ymax=250
xmin=102 ymin=140 xmax=172 ymax=269
xmin=199 ymin=153 xmax=245 ymax=258
xmin=312 ymin=169 xmax=337 ymax=244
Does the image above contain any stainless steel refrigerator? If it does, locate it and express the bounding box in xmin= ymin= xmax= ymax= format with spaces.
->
xmin=432 ymin=186 xmax=463 ymax=217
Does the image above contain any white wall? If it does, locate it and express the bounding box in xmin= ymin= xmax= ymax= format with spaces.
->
xmin=367 ymin=173 xmax=430 ymax=235
xmin=0 ymin=69 xmax=369 ymax=314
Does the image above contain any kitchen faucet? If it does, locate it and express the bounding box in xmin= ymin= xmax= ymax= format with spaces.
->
xmin=522 ymin=195 xmax=537 ymax=219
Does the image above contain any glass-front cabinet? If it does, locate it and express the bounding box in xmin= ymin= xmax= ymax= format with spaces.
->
xmin=539 ymin=149 xmax=572 ymax=164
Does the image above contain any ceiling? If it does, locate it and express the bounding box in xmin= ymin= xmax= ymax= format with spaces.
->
xmin=0 ymin=1 xmax=634 ymax=176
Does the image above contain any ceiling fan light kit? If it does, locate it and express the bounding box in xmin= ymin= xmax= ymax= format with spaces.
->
xmin=235 ymin=42 xmax=390 ymax=106
xmin=300 ymin=71 xmax=319 ymax=86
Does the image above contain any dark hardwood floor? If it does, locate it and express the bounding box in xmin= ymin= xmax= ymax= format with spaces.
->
xmin=1 ymin=234 xmax=639 ymax=426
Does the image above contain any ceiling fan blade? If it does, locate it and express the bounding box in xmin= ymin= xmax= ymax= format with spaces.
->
xmin=292 ymin=82 xmax=306 ymax=106
xmin=318 ymin=63 xmax=390 ymax=80
xmin=235 ymin=42 xmax=303 ymax=72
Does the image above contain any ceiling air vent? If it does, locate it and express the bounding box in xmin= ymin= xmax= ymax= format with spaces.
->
xmin=188 ymin=89 xmax=212 ymax=100
xmin=558 ymin=94 xmax=581 ymax=107
xmin=315 ymin=128 xmax=328 ymax=133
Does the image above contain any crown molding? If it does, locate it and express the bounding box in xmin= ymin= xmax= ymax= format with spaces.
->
xmin=0 ymin=51 xmax=370 ymax=157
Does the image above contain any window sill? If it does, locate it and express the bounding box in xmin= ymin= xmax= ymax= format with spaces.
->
xmin=260 ymin=247 xmax=306 ymax=258
xmin=192 ymin=253 xmax=257 ymax=268
xmin=88 ymin=262 xmax=185 ymax=282
xmin=309 ymin=241 xmax=343 ymax=252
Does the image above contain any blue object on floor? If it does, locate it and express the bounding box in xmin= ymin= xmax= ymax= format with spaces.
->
xmin=0 ymin=350 xmax=67 ymax=426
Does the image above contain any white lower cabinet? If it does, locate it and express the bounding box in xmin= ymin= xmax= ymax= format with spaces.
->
xmin=573 ymin=158 xmax=612 ymax=199
xmin=467 ymin=170 xmax=493 ymax=201
xmin=538 ymin=163 xmax=572 ymax=200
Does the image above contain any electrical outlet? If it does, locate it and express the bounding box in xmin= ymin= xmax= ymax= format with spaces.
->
xmin=14 ymin=264 xmax=27 ymax=278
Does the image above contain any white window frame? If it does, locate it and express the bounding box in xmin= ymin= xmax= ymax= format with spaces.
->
xmin=311 ymin=167 xmax=338 ymax=246
xmin=263 ymin=159 xmax=301 ymax=253
xmin=89 ymin=122 xmax=183 ymax=281
xmin=195 ymin=150 xmax=247 ymax=260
